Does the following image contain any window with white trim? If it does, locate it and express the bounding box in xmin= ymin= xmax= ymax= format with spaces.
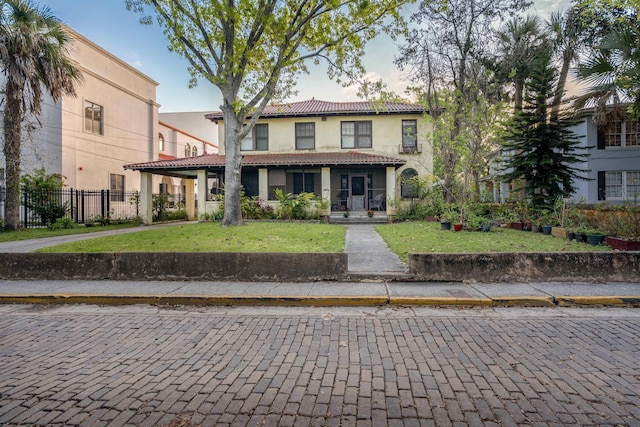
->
xmin=602 ymin=120 xmax=640 ymax=147
xmin=184 ymin=144 xmax=190 ymax=158
xmin=159 ymin=133 xmax=165 ymax=152
xmin=604 ymin=171 xmax=640 ymax=200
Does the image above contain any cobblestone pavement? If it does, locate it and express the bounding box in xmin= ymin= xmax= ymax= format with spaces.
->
xmin=1 ymin=305 xmax=639 ymax=426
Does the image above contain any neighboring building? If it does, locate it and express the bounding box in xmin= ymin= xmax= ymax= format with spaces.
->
xmin=155 ymin=120 xmax=218 ymax=202
xmin=0 ymin=27 xmax=160 ymax=192
xmin=159 ymin=112 xmax=218 ymax=147
xmin=483 ymin=108 xmax=640 ymax=204
xmin=0 ymin=27 xmax=223 ymax=223
xmin=570 ymin=112 xmax=640 ymax=203
xmin=126 ymin=99 xmax=433 ymax=223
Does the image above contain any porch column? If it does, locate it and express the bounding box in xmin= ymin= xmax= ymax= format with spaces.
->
xmin=197 ymin=169 xmax=208 ymax=219
xmin=258 ymin=168 xmax=268 ymax=200
xmin=185 ymin=178 xmax=195 ymax=220
xmin=139 ymin=172 xmax=153 ymax=225
xmin=321 ymin=167 xmax=331 ymax=201
xmin=386 ymin=166 xmax=396 ymax=215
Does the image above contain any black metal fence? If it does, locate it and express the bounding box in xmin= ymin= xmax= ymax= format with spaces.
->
xmin=0 ymin=188 xmax=140 ymax=228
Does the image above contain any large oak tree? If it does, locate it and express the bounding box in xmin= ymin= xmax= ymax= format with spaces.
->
xmin=126 ymin=0 xmax=409 ymax=227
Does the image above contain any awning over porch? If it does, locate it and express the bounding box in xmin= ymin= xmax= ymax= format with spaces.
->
xmin=124 ymin=151 xmax=406 ymax=176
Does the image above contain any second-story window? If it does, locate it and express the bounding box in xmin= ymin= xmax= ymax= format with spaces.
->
xmin=158 ymin=133 xmax=165 ymax=152
xmin=295 ymin=123 xmax=315 ymax=150
xmin=241 ymin=124 xmax=269 ymax=151
xmin=84 ymin=101 xmax=103 ymax=135
xmin=402 ymin=120 xmax=417 ymax=151
xmin=601 ymin=120 xmax=640 ymax=147
xmin=341 ymin=121 xmax=372 ymax=149
xmin=184 ymin=143 xmax=191 ymax=158
xmin=192 ymin=146 xmax=198 ymax=157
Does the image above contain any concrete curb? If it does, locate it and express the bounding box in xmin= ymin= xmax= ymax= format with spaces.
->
xmin=1 ymin=294 xmax=639 ymax=307
xmin=555 ymin=296 xmax=640 ymax=306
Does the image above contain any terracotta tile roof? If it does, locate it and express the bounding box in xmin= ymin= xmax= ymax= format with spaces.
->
xmin=125 ymin=151 xmax=406 ymax=172
xmin=205 ymin=99 xmax=426 ymax=121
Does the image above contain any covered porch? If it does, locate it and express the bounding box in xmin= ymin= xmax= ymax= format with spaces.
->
xmin=124 ymin=152 xmax=405 ymax=224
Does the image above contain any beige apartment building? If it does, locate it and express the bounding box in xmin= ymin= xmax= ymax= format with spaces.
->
xmin=1 ymin=27 xmax=218 ymax=222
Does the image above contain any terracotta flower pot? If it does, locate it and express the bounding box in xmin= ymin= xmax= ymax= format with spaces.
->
xmin=453 ymin=224 xmax=463 ymax=232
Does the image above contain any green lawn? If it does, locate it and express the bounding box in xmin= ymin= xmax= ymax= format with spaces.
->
xmin=33 ymin=221 xmax=612 ymax=256
xmin=375 ymin=221 xmax=610 ymax=262
xmin=0 ymin=223 xmax=137 ymax=243
xmin=36 ymin=222 xmax=345 ymax=253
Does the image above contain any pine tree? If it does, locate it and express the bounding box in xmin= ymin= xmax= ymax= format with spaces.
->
xmin=499 ymin=51 xmax=589 ymax=208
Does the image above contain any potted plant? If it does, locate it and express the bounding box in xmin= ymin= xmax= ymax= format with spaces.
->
xmin=387 ymin=197 xmax=399 ymax=216
xmin=316 ymin=196 xmax=330 ymax=217
xmin=439 ymin=204 xmax=455 ymax=230
xmin=602 ymin=203 xmax=640 ymax=250
xmin=367 ymin=209 xmax=374 ymax=218
xmin=463 ymin=211 xmax=483 ymax=232
xmin=575 ymin=224 xmax=590 ymax=243
xmin=586 ymin=228 xmax=607 ymax=246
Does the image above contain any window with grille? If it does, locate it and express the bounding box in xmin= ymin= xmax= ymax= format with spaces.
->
xmin=110 ymin=174 xmax=125 ymax=202
xmin=295 ymin=123 xmax=315 ymax=150
xmin=84 ymin=101 xmax=103 ymax=135
xmin=241 ymin=124 xmax=269 ymax=151
xmin=341 ymin=121 xmax=372 ymax=148
xmin=402 ymin=120 xmax=417 ymax=150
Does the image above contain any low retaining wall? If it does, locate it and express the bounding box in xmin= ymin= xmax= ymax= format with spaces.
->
xmin=0 ymin=252 xmax=348 ymax=282
xmin=408 ymin=252 xmax=640 ymax=282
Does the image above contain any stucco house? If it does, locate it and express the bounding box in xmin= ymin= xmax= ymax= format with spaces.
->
xmin=125 ymin=99 xmax=433 ymax=223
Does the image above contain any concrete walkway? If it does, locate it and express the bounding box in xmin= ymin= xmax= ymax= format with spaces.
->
xmin=344 ymin=224 xmax=409 ymax=274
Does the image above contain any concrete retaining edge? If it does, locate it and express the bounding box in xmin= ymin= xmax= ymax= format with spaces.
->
xmin=0 ymin=252 xmax=348 ymax=282
xmin=1 ymin=251 xmax=638 ymax=283
xmin=408 ymin=252 xmax=640 ymax=282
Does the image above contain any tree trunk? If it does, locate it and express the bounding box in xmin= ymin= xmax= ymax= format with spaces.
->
xmin=221 ymin=109 xmax=243 ymax=227
xmin=514 ymin=79 xmax=524 ymax=113
xmin=550 ymin=53 xmax=570 ymax=122
xmin=3 ymin=90 xmax=22 ymax=231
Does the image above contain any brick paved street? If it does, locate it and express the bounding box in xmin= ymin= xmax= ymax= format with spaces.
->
xmin=0 ymin=304 xmax=639 ymax=426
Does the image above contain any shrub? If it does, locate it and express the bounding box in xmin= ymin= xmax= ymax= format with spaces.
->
xmin=48 ymin=216 xmax=77 ymax=230
xmin=274 ymin=189 xmax=314 ymax=220
xmin=21 ymin=168 xmax=68 ymax=226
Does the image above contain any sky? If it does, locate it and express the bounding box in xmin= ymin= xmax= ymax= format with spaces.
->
xmin=43 ymin=0 xmax=571 ymax=114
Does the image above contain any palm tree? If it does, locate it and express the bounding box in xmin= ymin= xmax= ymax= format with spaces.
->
xmin=0 ymin=0 xmax=81 ymax=230
xmin=574 ymin=19 xmax=640 ymax=126
xmin=548 ymin=8 xmax=584 ymax=122
xmin=492 ymin=15 xmax=547 ymax=113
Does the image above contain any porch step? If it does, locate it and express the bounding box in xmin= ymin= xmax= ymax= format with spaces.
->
xmin=329 ymin=211 xmax=389 ymax=224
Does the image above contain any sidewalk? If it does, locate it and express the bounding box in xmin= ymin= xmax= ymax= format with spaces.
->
xmin=0 ymin=279 xmax=639 ymax=307
xmin=0 ymin=223 xmax=638 ymax=307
